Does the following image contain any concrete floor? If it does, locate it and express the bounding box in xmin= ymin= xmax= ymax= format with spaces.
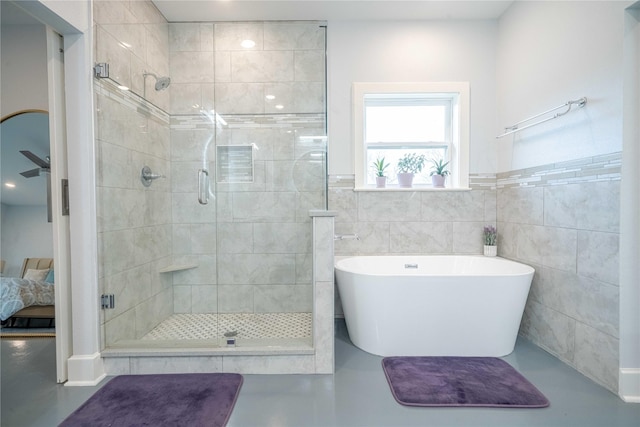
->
xmin=1 ymin=320 xmax=639 ymax=427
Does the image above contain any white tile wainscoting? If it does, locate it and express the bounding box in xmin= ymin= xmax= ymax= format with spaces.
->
xmin=497 ymin=152 xmax=621 ymax=393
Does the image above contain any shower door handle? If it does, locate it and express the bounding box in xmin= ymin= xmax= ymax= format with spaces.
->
xmin=198 ymin=169 xmax=209 ymax=205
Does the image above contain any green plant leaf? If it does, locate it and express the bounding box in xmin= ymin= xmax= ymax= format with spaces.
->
xmin=397 ymin=153 xmax=426 ymax=174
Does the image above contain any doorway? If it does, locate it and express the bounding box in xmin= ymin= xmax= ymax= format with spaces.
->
xmin=0 ymin=1 xmax=70 ymax=383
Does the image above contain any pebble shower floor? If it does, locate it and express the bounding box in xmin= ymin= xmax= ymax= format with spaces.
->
xmin=141 ymin=312 xmax=312 ymax=340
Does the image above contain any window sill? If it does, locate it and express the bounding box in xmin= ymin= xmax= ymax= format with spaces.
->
xmin=353 ymin=186 xmax=471 ymax=192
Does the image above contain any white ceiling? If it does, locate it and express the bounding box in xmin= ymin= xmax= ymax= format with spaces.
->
xmin=152 ymin=0 xmax=514 ymax=22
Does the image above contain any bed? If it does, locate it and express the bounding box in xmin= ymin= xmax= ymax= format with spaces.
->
xmin=1 ymin=258 xmax=55 ymax=327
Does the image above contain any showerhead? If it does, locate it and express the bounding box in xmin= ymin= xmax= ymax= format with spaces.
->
xmin=143 ymin=72 xmax=171 ymax=91
xmin=155 ymin=76 xmax=171 ymax=91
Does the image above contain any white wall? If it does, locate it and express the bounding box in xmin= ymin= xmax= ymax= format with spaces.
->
xmin=0 ymin=204 xmax=53 ymax=277
xmin=620 ymin=3 xmax=640 ymax=402
xmin=496 ymin=1 xmax=628 ymax=172
xmin=327 ymin=20 xmax=498 ymax=175
xmin=0 ymin=24 xmax=48 ymax=116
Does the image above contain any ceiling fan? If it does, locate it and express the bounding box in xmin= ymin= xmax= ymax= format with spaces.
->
xmin=19 ymin=150 xmax=50 ymax=177
xmin=19 ymin=150 xmax=52 ymax=222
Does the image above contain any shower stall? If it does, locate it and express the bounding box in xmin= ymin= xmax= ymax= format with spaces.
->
xmin=94 ymin=21 xmax=328 ymax=366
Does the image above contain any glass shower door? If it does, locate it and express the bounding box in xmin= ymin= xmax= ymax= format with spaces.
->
xmin=210 ymin=21 xmax=327 ymax=348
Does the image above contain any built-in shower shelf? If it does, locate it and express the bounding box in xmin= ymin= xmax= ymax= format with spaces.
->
xmin=158 ymin=264 xmax=198 ymax=274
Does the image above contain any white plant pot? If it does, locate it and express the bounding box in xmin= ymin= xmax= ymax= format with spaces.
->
xmin=484 ymin=245 xmax=497 ymax=257
xmin=375 ymin=176 xmax=387 ymax=188
xmin=431 ymin=174 xmax=446 ymax=188
xmin=397 ymin=173 xmax=414 ymax=188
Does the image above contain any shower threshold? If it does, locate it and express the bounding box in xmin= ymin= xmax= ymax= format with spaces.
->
xmin=102 ymin=312 xmax=314 ymax=356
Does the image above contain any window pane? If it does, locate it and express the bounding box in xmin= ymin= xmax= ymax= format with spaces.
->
xmin=365 ymin=105 xmax=446 ymax=143
xmin=366 ymin=147 xmax=447 ymax=185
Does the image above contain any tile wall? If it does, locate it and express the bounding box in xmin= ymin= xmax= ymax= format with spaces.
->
xmin=94 ymin=0 xmax=172 ymax=345
xmin=94 ymin=0 xmax=170 ymax=111
xmin=330 ymin=175 xmax=497 ymax=256
xmin=497 ymin=152 xmax=621 ymax=392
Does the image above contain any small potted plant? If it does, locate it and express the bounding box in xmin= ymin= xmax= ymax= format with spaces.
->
xmin=483 ymin=225 xmax=497 ymax=257
xmin=429 ymin=158 xmax=450 ymax=188
xmin=396 ymin=153 xmax=426 ymax=188
xmin=371 ymin=157 xmax=390 ymax=188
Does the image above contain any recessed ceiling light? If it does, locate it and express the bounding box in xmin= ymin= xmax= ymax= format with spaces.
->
xmin=241 ymin=39 xmax=256 ymax=49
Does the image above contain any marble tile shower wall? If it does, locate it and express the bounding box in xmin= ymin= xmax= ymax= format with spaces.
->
xmin=169 ymin=22 xmax=326 ymax=315
xmin=496 ymin=152 xmax=621 ymax=393
xmin=94 ymin=0 xmax=170 ymax=112
xmin=94 ymin=0 xmax=172 ymax=346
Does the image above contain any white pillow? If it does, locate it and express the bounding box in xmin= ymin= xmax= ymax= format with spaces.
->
xmin=23 ymin=268 xmax=50 ymax=281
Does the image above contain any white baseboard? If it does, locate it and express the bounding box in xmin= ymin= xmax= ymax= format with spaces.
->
xmin=619 ymin=368 xmax=640 ymax=403
xmin=65 ymin=373 xmax=107 ymax=387
xmin=65 ymin=352 xmax=105 ymax=386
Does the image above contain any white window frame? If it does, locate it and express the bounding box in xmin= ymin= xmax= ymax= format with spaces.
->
xmin=353 ymin=82 xmax=470 ymax=190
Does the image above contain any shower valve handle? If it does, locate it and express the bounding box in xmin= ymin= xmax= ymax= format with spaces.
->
xmin=141 ymin=166 xmax=165 ymax=187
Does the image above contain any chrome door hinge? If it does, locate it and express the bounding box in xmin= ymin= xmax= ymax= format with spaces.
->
xmin=94 ymin=63 xmax=109 ymax=78
xmin=101 ymin=294 xmax=115 ymax=309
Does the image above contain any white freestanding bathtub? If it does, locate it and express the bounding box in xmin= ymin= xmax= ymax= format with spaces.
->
xmin=334 ymin=255 xmax=535 ymax=357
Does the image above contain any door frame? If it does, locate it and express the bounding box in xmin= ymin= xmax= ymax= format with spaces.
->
xmin=14 ymin=0 xmax=104 ymax=385
xmin=45 ymin=26 xmax=71 ymax=383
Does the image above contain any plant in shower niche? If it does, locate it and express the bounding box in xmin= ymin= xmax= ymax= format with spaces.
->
xmin=483 ymin=225 xmax=497 ymax=257
xmin=396 ymin=153 xmax=426 ymax=188
xmin=372 ymin=157 xmax=390 ymax=188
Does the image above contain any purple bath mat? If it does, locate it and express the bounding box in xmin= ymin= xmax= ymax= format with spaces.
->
xmin=59 ymin=373 xmax=243 ymax=427
xmin=382 ymin=356 xmax=549 ymax=408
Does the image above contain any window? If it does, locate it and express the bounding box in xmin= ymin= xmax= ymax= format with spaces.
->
xmin=353 ymin=82 xmax=469 ymax=189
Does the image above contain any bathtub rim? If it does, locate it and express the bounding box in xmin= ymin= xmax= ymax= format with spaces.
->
xmin=334 ymin=255 xmax=535 ymax=278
